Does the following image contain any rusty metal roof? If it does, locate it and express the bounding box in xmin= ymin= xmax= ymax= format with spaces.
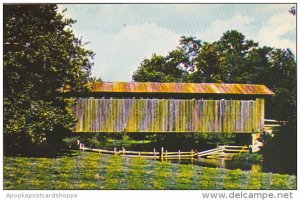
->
xmin=86 ymin=82 xmax=274 ymax=95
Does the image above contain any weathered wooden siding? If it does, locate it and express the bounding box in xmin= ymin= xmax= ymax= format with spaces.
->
xmin=74 ymin=98 xmax=264 ymax=133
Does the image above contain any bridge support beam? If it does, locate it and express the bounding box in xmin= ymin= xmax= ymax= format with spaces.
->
xmin=251 ymin=133 xmax=263 ymax=153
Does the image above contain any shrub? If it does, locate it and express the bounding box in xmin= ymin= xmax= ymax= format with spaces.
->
xmin=232 ymin=153 xmax=263 ymax=162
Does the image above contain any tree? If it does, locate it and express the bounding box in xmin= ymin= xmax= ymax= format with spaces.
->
xmin=132 ymin=36 xmax=202 ymax=82
xmin=249 ymin=48 xmax=296 ymax=119
xmin=188 ymin=42 xmax=223 ymax=83
xmin=171 ymin=36 xmax=202 ymax=73
xmin=89 ymin=76 xmax=103 ymax=83
xmin=3 ymin=4 xmax=94 ymax=155
xmin=256 ymin=48 xmax=297 ymax=174
xmin=134 ymin=30 xmax=296 ymax=122
xmin=132 ymin=54 xmax=173 ymax=82
xmin=132 ymin=30 xmax=297 ymax=173
xmin=189 ymin=30 xmax=258 ymax=83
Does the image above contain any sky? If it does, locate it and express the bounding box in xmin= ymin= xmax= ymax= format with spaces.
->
xmin=57 ymin=4 xmax=296 ymax=82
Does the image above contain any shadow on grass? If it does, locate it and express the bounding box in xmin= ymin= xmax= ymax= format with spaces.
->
xmin=4 ymin=148 xmax=80 ymax=158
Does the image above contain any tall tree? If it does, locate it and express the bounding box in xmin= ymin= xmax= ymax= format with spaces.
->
xmin=248 ymin=48 xmax=296 ymax=119
xmin=256 ymin=48 xmax=297 ymax=174
xmin=132 ymin=36 xmax=202 ymax=82
xmin=132 ymin=54 xmax=180 ymax=82
xmin=3 ymin=4 xmax=94 ymax=154
xmin=189 ymin=30 xmax=258 ymax=83
xmin=188 ymin=42 xmax=223 ymax=83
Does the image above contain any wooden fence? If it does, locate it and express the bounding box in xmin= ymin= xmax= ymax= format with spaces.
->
xmin=264 ymin=119 xmax=284 ymax=134
xmin=79 ymin=143 xmax=160 ymax=159
xmin=160 ymin=147 xmax=196 ymax=160
xmin=197 ymin=145 xmax=249 ymax=159
xmin=79 ymin=143 xmax=249 ymax=160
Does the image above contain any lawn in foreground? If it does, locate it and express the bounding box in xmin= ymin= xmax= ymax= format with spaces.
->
xmin=4 ymin=151 xmax=296 ymax=190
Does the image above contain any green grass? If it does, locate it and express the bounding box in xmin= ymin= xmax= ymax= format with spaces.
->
xmin=4 ymin=151 xmax=296 ymax=190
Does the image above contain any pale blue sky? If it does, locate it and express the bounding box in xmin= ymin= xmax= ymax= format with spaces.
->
xmin=58 ymin=4 xmax=296 ymax=82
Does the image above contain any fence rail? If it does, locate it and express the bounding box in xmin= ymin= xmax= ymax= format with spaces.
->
xmin=264 ymin=119 xmax=285 ymax=133
xmin=79 ymin=143 xmax=160 ymax=159
xmin=162 ymin=150 xmax=196 ymax=159
xmin=79 ymin=143 xmax=249 ymax=160
xmin=197 ymin=145 xmax=249 ymax=159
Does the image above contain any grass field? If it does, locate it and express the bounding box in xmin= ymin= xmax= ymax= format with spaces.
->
xmin=4 ymin=151 xmax=296 ymax=190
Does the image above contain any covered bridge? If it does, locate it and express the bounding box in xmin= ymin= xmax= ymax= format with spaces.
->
xmin=72 ymin=82 xmax=274 ymax=135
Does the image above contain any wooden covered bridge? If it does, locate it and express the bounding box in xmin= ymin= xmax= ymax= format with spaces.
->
xmin=71 ymin=82 xmax=274 ymax=152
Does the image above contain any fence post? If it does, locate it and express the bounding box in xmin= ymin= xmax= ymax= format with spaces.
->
xmin=161 ymin=147 xmax=164 ymax=161
xmin=154 ymin=148 xmax=156 ymax=159
xmin=179 ymin=150 xmax=181 ymax=160
xmin=82 ymin=144 xmax=85 ymax=152
xmin=122 ymin=147 xmax=125 ymax=156
xmin=114 ymin=147 xmax=117 ymax=155
xmin=139 ymin=151 xmax=141 ymax=157
xmin=166 ymin=150 xmax=168 ymax=161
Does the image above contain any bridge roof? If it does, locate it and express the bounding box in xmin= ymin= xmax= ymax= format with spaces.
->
xmin=85 ymin=82 xmax=274 ymax=96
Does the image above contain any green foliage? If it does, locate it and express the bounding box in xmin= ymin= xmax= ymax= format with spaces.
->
xmin=131 ymin=30 xmax=296 ymax=173
xmin=132 ymin=36 xmax=202 ymax=82
xmin=63 ymin=136 xmax=80 ymax=149
xmin=232 ymin=153 xmax=263 ymax=163
xmin=88 ymin=76 xmax=103 ymax=83
xmin=190 ymin=30 xmax=258 ymax=83
xmin=4 ymin=152 xmax=296 ymax=189
xmin=68 ymin=133 xmax=152 ymax=149
xmin=132 ymin=54 xmax=186 ymax=82
xmin=68 ymin=132 xmax=236 ymax=151
xmin=194 ymin=132 xmax=236 ymax=144
xmin=132 ymin=31 xmax=296 ymax=121
xmin=3 ymin=4 xmax=94 ymax=155
xmin=132 ymin=30 xmax=296 ymax=127
xmin=260 ymin=124 xmax=297 ymax=175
